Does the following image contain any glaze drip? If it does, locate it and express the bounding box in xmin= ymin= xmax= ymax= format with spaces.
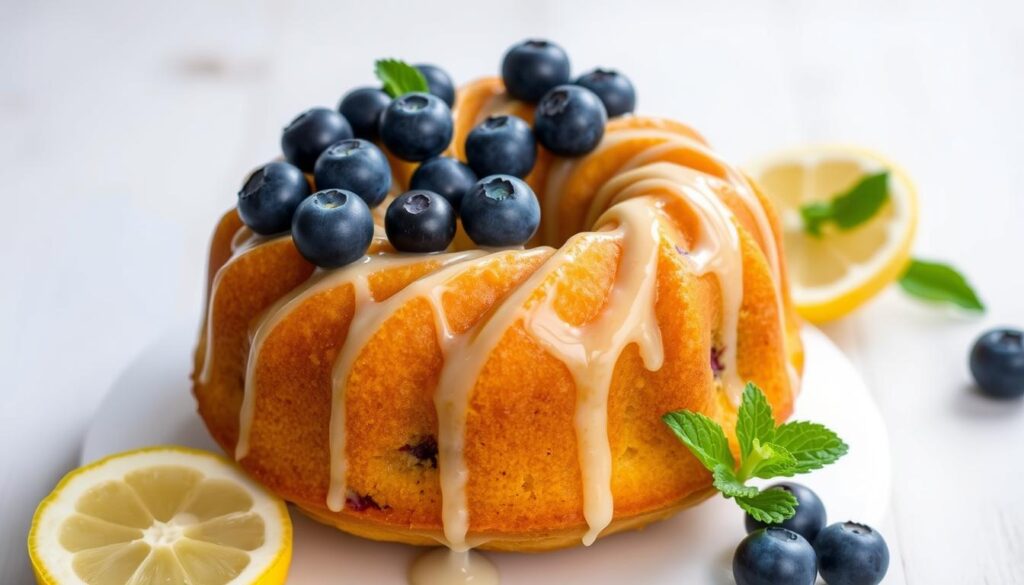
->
xmin=545 ymin=127 xmax=791 ymax=377
xmin=409 ymin=549 xmax=498 ymax=585
xmin=196 ymin=233 xmax=290 ymax=386
xmin=595 ymin=164 xmax=745 ymax=402
xmin=235 ymin=253 xmax=440 ymax=461
xmin=523 ymin=199 xmax=665 ymax=545
xmin=325 ymin=250 xmax=490 ymax=512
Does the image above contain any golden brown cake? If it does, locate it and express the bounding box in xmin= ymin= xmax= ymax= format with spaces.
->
xmin=192 ymin=75 xmax=804 ymax=552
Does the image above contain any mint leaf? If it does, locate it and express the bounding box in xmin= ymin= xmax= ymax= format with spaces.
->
xmin=736 ymin=382 xmax=775 ymax=459
xmin=831 ymin=172 xmax=890 ymax=229
xmin=800 ymin=202 xmax=832 ymax=237
xmin=375 ymin=59 xmax=429 ymax=98
xmin=774 ymin=421 xmax=850 ymax=473
xmin=800 ymin=172 xmax=890 ymax=236
xmin=736 ymin=487 xmax=799 ymax=524
xmin=712 ymin=465 xmax=758 ymax=499
xmin=747 ymin=441 xmax=797 ymax=479
xmin=899 ymin=258 xmax=985 ymax=312
xmin=662 ymin=411 xmax=734 ymax=471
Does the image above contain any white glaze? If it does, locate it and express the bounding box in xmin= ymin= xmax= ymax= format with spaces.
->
xmin=594 ymin=164 xmax=745 ymax=401
xmin=543 ymin=127 xmax=791 ymax=376
xmin=325 ymin=250 xmax=495 ymax=511
xmin=196 ymin=233 xmax=290 ymax=385
xmin=235 ymin=252 xmax=432 ymax=461
xmin=408 ymin=549 xmax=499 ymax=585
xmin=432 ymin=234 xmax=617 ymax=550
xmin=523 ymin=199 xmax=665 ymax=545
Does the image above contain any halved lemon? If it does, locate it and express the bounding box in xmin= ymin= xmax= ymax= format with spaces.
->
xmin=748 ymin=146 xmax=918 ymax=322
xmin=28 ymin=446 xmax=291 ymax=585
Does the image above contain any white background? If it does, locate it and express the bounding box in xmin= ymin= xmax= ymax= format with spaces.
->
xmin=2 ymin=0 xmax=1023 ymax=582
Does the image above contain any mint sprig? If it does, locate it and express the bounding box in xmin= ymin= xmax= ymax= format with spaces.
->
xmin=801 ymin=172 xmax=890 ymax=236
xmin=662 ymin=382 xmax=848 ymax=523
xmin=899 ymin=258 xmax=985 ymax=312
xmin=375 ymin=59 xmax=429 ymax=98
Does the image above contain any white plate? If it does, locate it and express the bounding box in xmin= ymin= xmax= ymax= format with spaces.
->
xmin=83 ymin=325 xmax=890 ymax=584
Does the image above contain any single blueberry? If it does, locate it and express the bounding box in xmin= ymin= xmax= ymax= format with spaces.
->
xmin=291 ymin=190 xmax=374 ymax=268
xmin=534 ymin=85 xmax=607 ymax=156
xmin=733 ymin=527 xmax=817 ymax=585
xmin=379 ymin=92 xmax=453 ymax=162
xmin=460 ymin=175 xmax=540 ymax=247
xmin=501 ymin=39 xmax=571 ymax=102
xmin=237 ymin=161 xmax=310 ymax=235
xmin=415 ymin=64 xmax=456 ymax=108
xmin=313 ymin=139 xmax=392 ymax=208
xmin=969 ymin=328 xmax=1024 ymax=398
xmin=338 ymin=87 xmax=391 ymax=140
xmin=574 ymin=68 xmax=636 ymax=118
xmin=384 ymin=190 xmax=457 ymax=253
xmin=814 ymin=522 xmax=889 ymax=585
xmin=281 ymin=107 xmax=353 ymax=172
xmin=410 ymin=157 xmax=477 ymax=210
xmin=745 ymin=483 xmax=827 ymax=543
xmin=465 ymin=115 xmax=537 ymax=179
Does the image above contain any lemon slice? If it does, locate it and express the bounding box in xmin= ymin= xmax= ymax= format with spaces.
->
xmin=748 ymin=146 xmax=918 ymax=322
xmin=29 ymin=447 xmax=292 ymax=585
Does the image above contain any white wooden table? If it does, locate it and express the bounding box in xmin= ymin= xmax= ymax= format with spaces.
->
xmin=2 ymin=0 xmax=1022 ymax=582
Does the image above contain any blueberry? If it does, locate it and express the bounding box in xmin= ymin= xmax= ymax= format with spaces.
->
xmin=814 ymin=522 xmax=889 ymax=585
xmin=534 ymin=85 xmax=607 ymax=156
xmin=501 ymin=39 xmax=571 ymax=102
xmin=574 ymin=68 xmax=636 ymax=118
xmin=379 ymin=92 xmax=453 ymax=162
xmin=313 ymin=139 xmax=392 ymax=208
xmin=733 ymin=527 xmax=817 ymax=585
xmin=410 ymin=157 xmax=477 ymax=210
xmin=281 ymin=107 xmax=353 ymax=172
xmin=460 ymin=175 xmax=540 ymax=247
xmin=465 ymin=115 xmax=537 ymax=179
xmin=384 ymin=190 xmax=456 ymax=253
xmin=415 ymin=64 xmax=456 ymax=108
xmin=969 ymin=328 xmax=1024 ymax=398
xmin=745 ymin=483 xmax=827 ymax=543
xmin=399 ymin=435 xmax=438 ymax=468
xmin=291 ymin=190 xmax=374 ymax=268
xmin=338 ymin=87 xmax=391 ymax=140
xmin=237 ymin=161 xmax=310 ymax=235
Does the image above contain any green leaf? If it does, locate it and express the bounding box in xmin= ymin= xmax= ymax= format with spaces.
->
xmin=736 ymin=488 xmax=799 ymax=524
xmin=736 ymin=383 xmax=775 ymax=460
xmin=831 ymin=172 xmax=890 ymax=229
xmin=748 ymin=441 xmax=798 ymax=479
xmin=799 ymin=202 xmax=832 ymax=237
xmin=800 ymin=172 xmax=890 ymax=236
xmin=662 ymin=411 xmax=734 ymax=472
xmin=712 ymin=464 xmax=759 ymax=499
xmin=375 ymin=59 xmax=429 ymax=98
xmin=773 ymin=421 xmax=850 ymax=473
xmin=663 ymin=380 xmax=848 ymax=523
xmin=898 ymin=258 xmax=985 ymax=312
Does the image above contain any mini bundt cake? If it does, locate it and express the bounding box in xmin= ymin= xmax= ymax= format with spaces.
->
xmin=193 ymin=60 xmax=803 ymax=553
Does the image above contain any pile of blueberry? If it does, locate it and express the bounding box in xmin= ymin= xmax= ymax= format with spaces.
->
xmin=734 ymin=482 xmax=889 ymax=585
xmin=236 ymin=40 xmax=636 ymax=268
